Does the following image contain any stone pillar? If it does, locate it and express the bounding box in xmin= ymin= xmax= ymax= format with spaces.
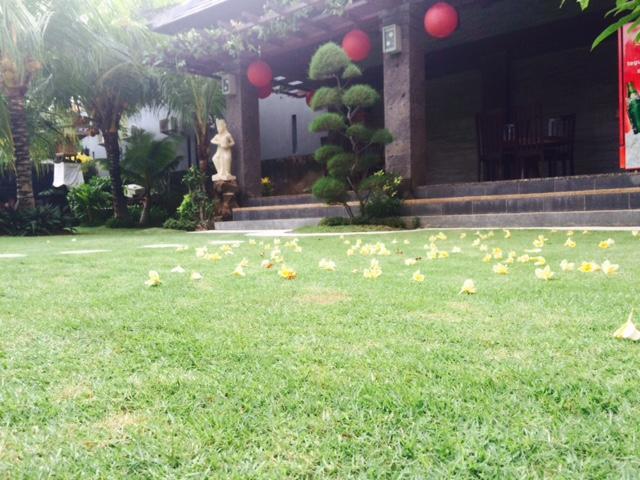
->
xmin=224 ymin=69 xmax=261 ymax=197
xmin=382 ymin=2 xmax=427 ymax=189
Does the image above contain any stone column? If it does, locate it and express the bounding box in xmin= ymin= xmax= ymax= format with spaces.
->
xmin=224 ymin=68 xmax=262 ymax=197
xmin=382 ymin=1 xmax=427 ymax=189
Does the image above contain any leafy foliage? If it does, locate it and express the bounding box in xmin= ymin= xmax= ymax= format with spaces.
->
xmin=0 ymin=205 xmax=76 ymax=236
xmin=164 ymin=167 xmax=216 ymax=230
xmin=308 ymin=41 xmax=398 ymax=218
xmin=67 ymin=177 xmax=112 ymax=226
xmin=570 ymin=0 xmax=640 ymax=47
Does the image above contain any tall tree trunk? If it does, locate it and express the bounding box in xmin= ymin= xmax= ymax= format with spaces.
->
xmin=102 ymin=130 xmax=128 ymax=220
xmin=196 ymin=128 xmax=212 ymax=196
xmin=7 ymin=89 xmax=35 ymax=210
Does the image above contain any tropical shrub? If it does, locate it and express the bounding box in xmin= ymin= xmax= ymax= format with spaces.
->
xmin=0 ymin=205 xmax=76 ymax=236
xmin=67 ymin=177 xmax=112 ymax=226
xmin=164 ymin=167 xmax=215 ymax=231
xmin=307 ymin=42 xmax=395 ymax=218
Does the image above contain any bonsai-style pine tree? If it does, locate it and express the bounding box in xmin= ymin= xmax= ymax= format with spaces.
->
xmin=308 ymin=42 xmax=393 ymax=219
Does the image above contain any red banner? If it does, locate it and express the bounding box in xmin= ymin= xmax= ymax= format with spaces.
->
xmin=619 ymin=26 xmax=640 ymax=169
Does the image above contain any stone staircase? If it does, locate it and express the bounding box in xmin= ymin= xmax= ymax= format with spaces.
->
xmin=215 ymin=173 xmax=640 ymax=230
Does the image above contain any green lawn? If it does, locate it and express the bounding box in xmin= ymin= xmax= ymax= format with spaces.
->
xmin=1 ymin=226 xmax=639 ymax=478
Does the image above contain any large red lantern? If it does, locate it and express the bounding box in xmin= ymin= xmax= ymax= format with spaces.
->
xmin=342 ymin=29 xmax=371 ymax=62
xmin=247 ymin=60 xmax=273 ymax=88
xmin=305 ymin=90 xmax=315 ymax=108
xmin=257 ymin=84 xmax=272 ymax=99
xmin=424 ymin=2 xmax=459 ymax=39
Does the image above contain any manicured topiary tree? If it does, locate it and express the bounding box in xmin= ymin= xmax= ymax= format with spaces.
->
xmin=308 ymin=42 xmax=393 ymax=218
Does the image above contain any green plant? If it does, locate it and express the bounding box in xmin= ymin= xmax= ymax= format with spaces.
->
xmin=569 ymin=0 xmax=640 ymax=47
xmin=127 ymin=204 xmax=170 ymax=227
xmin=0 ymin=205 xmax=76 ymax=236
xmin=362 ymin=170 xmax=403 ymax=219
xmin=121 ymin=129 xmax=180 ymax=226
xmin=162 ymin=217 xmax=198 ymax=231
xmin=168 ymin=166 xmax=216 ymax=230
xmin=261 ymin=177 xmax=274 ymax=196
xmin=308 ymin=42 xmax=394 ymax=218
xmin=67 ymin=177 xmax=112 ymax=226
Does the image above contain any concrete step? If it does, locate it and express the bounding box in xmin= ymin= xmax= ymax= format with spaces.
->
xmin=233 ymin=187 xmax=640 ymax=221
xmin=414 ymin=172 xmax=640 ymax=199
xmin=215 ymin=217 xmax=323 ymax=231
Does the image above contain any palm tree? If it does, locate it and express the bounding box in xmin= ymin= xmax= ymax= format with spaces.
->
xmin=121 ymin=129 xmax=179 ymax=226
xmin=0 ymin=0 xmax=48 ymax=209
xmin=47 ymin=2 xmax=161 ymax=220
xmin=161 ymin=72 xmax=224 ymax=190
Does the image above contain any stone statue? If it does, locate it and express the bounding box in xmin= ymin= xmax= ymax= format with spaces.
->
xmin=211 ymin=118 xmax=236 ymax=182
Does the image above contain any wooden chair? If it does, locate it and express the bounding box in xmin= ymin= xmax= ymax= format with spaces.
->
xmin=544 ymin=114 xmax=576 ymax=177
xmin=511 ymin=104 xmax=544 ymax=179
xmin=476 ymin=109 xmax=508 ymax=181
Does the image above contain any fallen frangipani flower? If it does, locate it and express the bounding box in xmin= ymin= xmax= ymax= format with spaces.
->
xmin=363 ymin=259 xmax=382 ymax=279
xmin=560 ymin=260 xmax=575 ymax=272
xmin=190 ymin=272 xmax=203 ymax=281
xmin=404 ymin=258 xmax=418 ymax=266
xmin=601 ymin=260 xmax=620 ymax=277
xmin=533 ymin=235 xmax=548 ymax=248
xmin=482 ymin=254 xmax=492 ymax=263
xmin=524 ymin=248 xmax=542 ymax=254
xmin=145 ymin=270 xmax=161 ymax=287
xmin=412 ymin=270 xmax=425 ymax=283
xmin=175 ymin=245 xmax=189 ymax=252
xmin=171 ymin=266 xmax=186 ymax=274
xmin=279 ymin=265 xmax=297 ymax=280
xmin=249 ymin=239 xmax=257 ymax=245
xmin=582 ymin=230 xmax=591 ymax=235
xmin=472 ymin=239 xmax=481 ymax=247
xmin=567 ymin=230 xmax=575 ymax=237
xmin=503 ymin=229 xmax=511 ymax=239
xmin=517 ymin=254 xmax=530 ymax=263
xmin=492 ymin=247 xmax=503 ymax=259
xmin=403 ymin=239 xmax=411 ymax=245
xmin=564 ymin=238 xmax=576 ymax=248
xmin=460 ymin=233 xmax=467 ymax=239
xmin=578 ymin=261 xmax=600 ymax=273
xmin=479 ymin=244 xmax=489 ymax=252
xmin=239 ymin=258 xmax=250 ymax=268
xmin=319 ymin=258 xmax=337 ymax=271
xmin=459 ymin=279 xmax=477 ymax=295
xmin=532 ymin=256 xmax=546 ymax=267
xmin=221 ymin=244 xmax=234 ymax=255
xmin=233 ymin=265 xmax=246 ymax=277
xmin=195 ymin=247 xmax=208 ymax=258
xmin=451 ymin=246 xmax=462 ymax=254
xmin=613 ymin=311 xmax=640 ymax=341
xmin=436 ymin=232 xmax=447 ymax=241
xmin=205 ymin=252 xmax=222 ymax=262
xmin=599 ymin=238 xmax=615 ymax=249
xmin=492 ymin=263 xmax=509 ymax=275
xmin=535 ymin=265 xmax=555 ymax=281
xmin=260 ymin=259 xmax=274 ymax=269
xmin=632 ymin=230 xmax=639 ymax=237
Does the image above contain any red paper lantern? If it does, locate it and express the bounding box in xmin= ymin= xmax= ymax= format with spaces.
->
xmin=305 ymin=90 xmax=315 ymax=107
xmin=247 ymin=60 xmax=273 ymax=88
xmin=342 ymin=29 xmax=371 ymax=62
xmin=424 ymin=2 xmax=459 ymax=39
xmin=257 ymin=84 xmax=272 ymax=99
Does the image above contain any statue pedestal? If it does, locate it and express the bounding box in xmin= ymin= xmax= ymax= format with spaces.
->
xmin=213 ymin=179 xmax=239 ymax=221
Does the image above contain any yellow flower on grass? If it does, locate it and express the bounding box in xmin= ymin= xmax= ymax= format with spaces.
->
xmin=517 ymin=254 xmax=530 ymax=263
xmin=195 ymin=247 xmax=208 ymax=258
xmin=260 ymin=259 xmax=274 ymax=269
xmin=479 ymin=244 xmax=488 ymax=252
xmin=319 ymin=258 xmax=337 ymax=271
xmin=278 ymin=265 xmax=297 ymax=280
xmin=482 ymin=254 xmax=492 ymax=263
xmin=437 ymin=251 xmax=449 ymax=259
xmin=493 ymin=263 xmax=509 ymax=275
xmin=412 ymin=270 xmax=425 ymax=283
xmin=171 ymin=266 xmax=186 ymax=274
xmin=363 ymin=259 xmax=382 ymax=279
xmin=503 ymin=229 xmax=511 ymax=239
xmin=144 ymin=270 xmax=161 ymax=287
xmin=567 ymin=230 xmax=575 ymax=237
xmin=560 ymin=260 xmax=575 ymax=272
xmin=535 ymin=265 xmax=555 ymax=281
xmin=190 ymin=272 xmax=203 ymax=281
xmin=239 ymin=258 xmax=250 ymax=268
xmin=599 ymin=238 xmax=615 ymax=249
xmin=347 ymin=248 xmax=355 ymax=256
xmin=233 ymin=265 xmax=246 ymax=277
xmin=403 ymin=239 xmax=410 ymax=245
xmin=613 ymin=311 xmax=640 ymax=341
xmin=564 ymin=238 xmax=576 ymax=248
xmin=460 ymin=232 xmax=467 ymax=239
xmin=436 ymin=232 xmax=447 ymax=241
xmin=205 ymin=253 xmax=222 ymax=262
xmin=220 ymin=244 xmax=233 ymax=254
xmin=532 ymin=256 xmax=546 ymax=266
xmin=404 ymin=258 xmax=418 ymax=266
xmin=492 ymin=247 xmax=503 ymax=259
xmin=459 ymin=279 xmax=477 ymax=295
xmin=533 ymin=235 xmax=547 ymax=248
xmin=601 ymin=260 xmax=620 ymax=277
xmin=504 ymin=256 xmax=514 ymax=265
xmin=578 ymin=261 xmax=600 ymax=273
xmin=273 ymin=239 xmax=281 ymax=246
xmin=524 ymin=248 xmax=542 ymax=254
xmin=175 ymin=245 xmax=188 ymax=252
xmin=632 ymin=230 xmax=639 ymax=237
xmin=451 ymin=246 xmax=462 ymax=254
xmin=249 ymin=239 xmax=257 ymax=245
xmin=471 ymin=238 xmax=481 ymax=247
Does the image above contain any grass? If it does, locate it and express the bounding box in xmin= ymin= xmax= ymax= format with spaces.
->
xmin=1 ymin=226 xmax=639 ymax=478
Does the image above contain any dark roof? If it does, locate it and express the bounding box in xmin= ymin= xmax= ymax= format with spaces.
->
xmin=151 ymin=0 xmax=266 ymax=34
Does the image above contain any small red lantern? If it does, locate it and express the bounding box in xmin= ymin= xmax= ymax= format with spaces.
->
xmin=247 ymin=60 xmax=273 ymax=88
xmin=257 ymin=84 xmax=272 ymax=99
xmin=305 ymin=90 xmax=315 ymax=108
xmin=424 ymin=2 xmax=459 ymax=39
xmin=342 ymin=29 xmax=371 ymax=62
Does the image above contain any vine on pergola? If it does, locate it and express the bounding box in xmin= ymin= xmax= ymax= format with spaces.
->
xmin=154 ymin=0 xmax=353 ymax=71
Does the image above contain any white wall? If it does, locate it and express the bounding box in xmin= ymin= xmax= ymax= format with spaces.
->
xmin=259 ymin=93 xmax=323 ymax=160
